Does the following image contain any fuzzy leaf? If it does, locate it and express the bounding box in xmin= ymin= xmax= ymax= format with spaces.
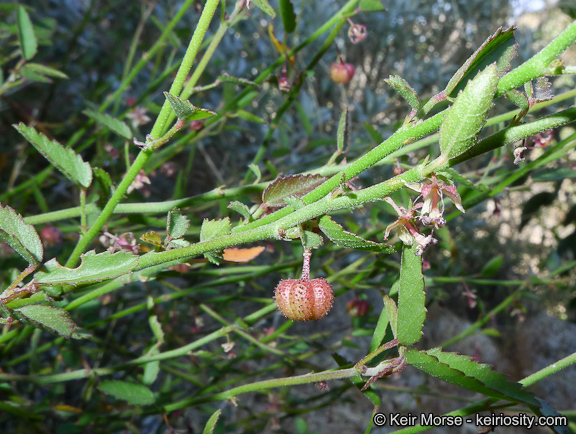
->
xmin=262 ymin=174 xmax=326 ymax=208
xmin=250 ymin=0 xmax=276 ymax=17
xmin=279 ymin=0 xmax=296 ymax=33
xmin=405 ymin=348 xmax=540 ymax=406
xmin=228 ymin=201 xmax=253 ymax=221
xmin=13 ymin=305 xmax=85 ymax=339
xmin=445 ymin=26 xmax=517 ymax=97
xmin=22 ymin=63 xmax=68 ymax=79
xmin=0 ymin=204 xmax=43 ymax=266
xmin=301 ymin=230 xmax=323 ymax=250
xmin=505 ymin=89 xmax=529 ymax=111
xmin=167 ymin=209 xmax=190 ymax=240
xmin=397 ymin=244 xmax=425 ymax=345
xmin=217 ymin=74 xmax=258 ymax=87
xmin=17 ymin=6 xmax=37 ymax=60
xmin=83 ymin=109 xmax=132 ymax=140
xmin=203 ymin=408 xmax=223 ymax=434
xmin=98 ymin=381 xmax=155 ymax=406
xmin=34 ymin=251 xmax=138 ymax=286
xmin=439 ymin=64 xmax=499 ymax=161
xmin=318 ymin=215 xmax=394 ymax=253
xmin=14 ymin=123 xmax=92 ymax=188
xmin=368 ymin=293 xmax=390 ymax=353
xmin=337 ymin=108 xmax=349 ymax=152
xmin=164 ymin=92 xmax=216 ymax=121
xmin=384 ymin=295 xmax=398 ymax=340
xmin=200 ymin=218 xmax=231 ymax=242
xmin=385 ymin=75 xmax=420 ymax=111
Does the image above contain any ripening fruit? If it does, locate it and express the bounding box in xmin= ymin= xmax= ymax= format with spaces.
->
xmin=330 ymin=62 xmax=355 ymax=84
xmin=275 ymin=278 xmax=334 ymax=321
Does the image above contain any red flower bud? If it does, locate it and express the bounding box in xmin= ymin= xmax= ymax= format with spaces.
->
xmin=274 ymin=278 xmax=334 ymax=321
xmin=346 ymin=298 xmax=371 ymax=317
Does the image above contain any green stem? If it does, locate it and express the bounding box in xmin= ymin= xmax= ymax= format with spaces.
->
xmin=497 ymin=20 xmax=576 ymax=95
xmin=64 ymin=0 xmax=221 ymax=267
xmin=520 ymin=351 xmax=576 ymax=387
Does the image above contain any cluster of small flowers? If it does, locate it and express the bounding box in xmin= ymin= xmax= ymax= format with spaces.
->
xmin=384 ymin=174 xmax=465 ymax=256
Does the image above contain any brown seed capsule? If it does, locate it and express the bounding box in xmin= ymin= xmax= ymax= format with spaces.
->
xmin=274 ymin=278 xmax=334 ymax=321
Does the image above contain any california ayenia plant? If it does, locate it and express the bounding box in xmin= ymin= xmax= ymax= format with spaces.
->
xmin=1 ymin=1 xmax=576 ymax=432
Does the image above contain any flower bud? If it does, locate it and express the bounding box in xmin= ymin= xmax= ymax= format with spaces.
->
xmin=330 ymin=62 xmax=355 ymax=84
xmin=274 ymin=278 xmax=334 ymax=321
xmin=346 ymin=298 xmax=371 ymax=317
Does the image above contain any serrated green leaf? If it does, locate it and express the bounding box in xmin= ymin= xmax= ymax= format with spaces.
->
xmin=279 ymin=0 xmax=296 ymax=33
xmin=203 ymin=408 xmax=222 ymax=434
xmin=200 ymin=218 xmax=231 ymax=242
xmin=337 ymin=108 xmax=348 ymax=152
xmin=532 ymin=398 xmax=569 ymax=434
xmin=384 ymin=295 xmax=398 ymax=340
xmin=397 ymin=244 xmax=425 ymax=345
xmin=359 ymin=0 xmax=386 ymax=11
xmin=22 ymin=63 xmax=68 ymax=79
xmin=505 ymin=89 xmax=529 ymax=111
xmin=385 ymin=75 xmax=420 ymax=111
xmin=217 ymin=74 xmax=258 ymax=87
xmin=318 ymin=215 xmax=395 ymax=253
xmin=445 ymin=26 xmax=516 ymax=97
xmin=0 ymin=204 xmax=43 ymax=266
xmin=14 ymin=123 xmax=92 ymax=188
xmin=368 ymin=293 xmax=390 ymax=353
xmin=164 ymin=92 xmax=216 ymax=121
xmin=20 ymin=67 xmax=51 ymax=83
xmin=250 ymin=0 xmax=276 ymax=17
xmin=301 ymin=230 xmax=323 ymax=250
xmin=34 ymin=250 xmax=138 ymax=286
xmin=262 ymin=174 xmax=326 ymax=208
xmin=481 ymin=255 xmax=504 ymax=278
xmin=405 ymin=348 xmax=539 ymax=406
xmin=439 ymin=64 xmax=499 ymax=161
xmin=83 ymin=109 xmax=132 ymax=140
xmin=228 ymin=201 xmax=253 ymax=221
xmin=167 ymin=208 xmax=190 ymax=239
xmin=17 ymin=6 xmax=37 ymax=60
xmin=140 ymin=231 xmax=162 ymax=247
xmin=13 ymin=305 xmax=85 ymax=339
xmin=98 ymin=381 xmax=155 ymax=406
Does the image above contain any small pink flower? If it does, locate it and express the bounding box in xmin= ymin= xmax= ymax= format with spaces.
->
xmin=127 ymin=169 xmax=151 ymax=194
xmin=405 ymin=174 xmax=465 ymax=229
xmin=126 ymin=106 xmax=151 ymax=129
xmin=384 ymin=197 xmax=437 ymax=256
xmin=347 ymin=20 xmax=367 ymax=44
